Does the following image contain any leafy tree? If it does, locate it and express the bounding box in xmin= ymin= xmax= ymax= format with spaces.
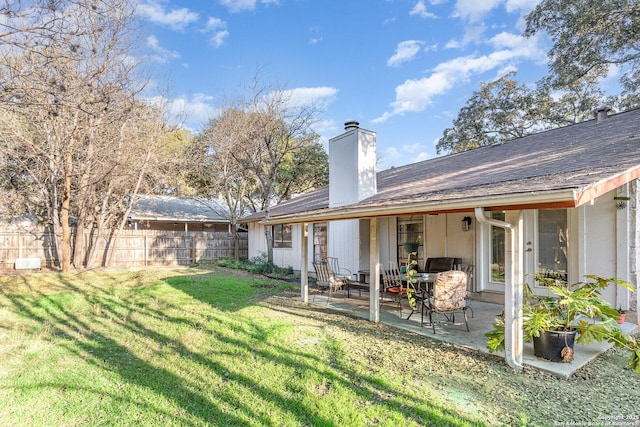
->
xmin=524 ymin=0 xmax=640 ymax=95
xmin=188 ymin=108 xmax=254 ymax=259
xmin=436 ymin=72 xmax=604 ymax=153
xmin=192 ymin=79 xmax=327 ymax=262
xmin=275 ymin=132 xmax=328 ymax=202
xmin=439 ymin=0 xmax=639 ymax=155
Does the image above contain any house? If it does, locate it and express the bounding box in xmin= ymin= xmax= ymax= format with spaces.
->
xmin=243 ymin=108 xmax=640 ymax=370
xmin=129 ymin=195 xmax=243 ymax=233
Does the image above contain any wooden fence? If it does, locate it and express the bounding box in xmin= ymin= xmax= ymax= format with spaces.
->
xmin=0 ymin=228 xmax=248 ymax=271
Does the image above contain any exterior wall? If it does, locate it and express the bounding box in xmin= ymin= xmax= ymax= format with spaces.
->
xmin=582 ymin=189 xmax=620 ymax=304
xmin=247 ymin=222 xmax=267 ymax=260
xmin=630 ymin=179 xmax=639 ymax=320
xmin=248 ymin=222 xmax=298 ymax=268
xmin=272 ymin=223 xmax=302 ymax=269
xmin=327 ymin=219 xmax=360 ymax=276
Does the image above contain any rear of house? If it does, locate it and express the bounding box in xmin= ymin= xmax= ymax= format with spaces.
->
xmin=244 ymin=109 xmax=640 ymax=323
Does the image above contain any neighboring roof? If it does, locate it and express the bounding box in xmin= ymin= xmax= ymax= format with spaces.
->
xmin=245 ymin=108 xmax=640 ymax=225
xmin=130 ymin=195 xmax=231 ymax=223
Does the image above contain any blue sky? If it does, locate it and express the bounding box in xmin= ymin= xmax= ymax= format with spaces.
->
xmin=136 ymin=0 xmax=549 ymax=169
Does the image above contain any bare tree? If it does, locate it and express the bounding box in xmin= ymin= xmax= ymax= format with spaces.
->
xmin=191 ymin=107 xmax=253 ymax=259
xmin=0 ymin=0 xmax=166 ymax=271
xmin=193 ymin=78 xmax=325 ymax=263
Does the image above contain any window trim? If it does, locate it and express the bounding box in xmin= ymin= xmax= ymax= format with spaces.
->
xmin=273 ymin=224 xmax=292 ymax=249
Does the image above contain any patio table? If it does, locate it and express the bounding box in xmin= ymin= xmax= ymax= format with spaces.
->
xmin=399 ymin=273 xmax=434 ymax=320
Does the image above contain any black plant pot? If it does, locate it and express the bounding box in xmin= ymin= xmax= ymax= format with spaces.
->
xmin=533 ymin=330 xmax=577 ymax=362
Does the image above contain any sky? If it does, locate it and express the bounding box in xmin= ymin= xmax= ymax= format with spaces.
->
xmin=136 ymin=0 xmax=550 ymax=170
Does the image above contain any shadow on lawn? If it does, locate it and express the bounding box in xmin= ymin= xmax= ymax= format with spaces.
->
xmin=1 ymin=270 xmax=488 ymax=426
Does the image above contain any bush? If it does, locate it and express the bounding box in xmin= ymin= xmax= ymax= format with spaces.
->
xmin=217 ymin=253 xmax=295 ymax=278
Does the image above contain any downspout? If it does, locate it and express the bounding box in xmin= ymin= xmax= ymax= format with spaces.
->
xmin=474 ymin=208 xmax=523 ymax=371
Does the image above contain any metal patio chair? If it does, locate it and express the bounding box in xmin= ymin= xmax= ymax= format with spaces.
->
xmin=422 ymin=270 xmax=470 ymax=333
xmin=312 ymin=261 xmax=348 ymax=304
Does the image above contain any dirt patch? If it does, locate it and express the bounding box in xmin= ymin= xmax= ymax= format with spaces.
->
xmin=261 ymin=292 xmax=640 ymax=426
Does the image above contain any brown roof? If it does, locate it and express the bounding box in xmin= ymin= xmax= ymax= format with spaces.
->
xmin=245 ymin=108 xmax=640 ymax=224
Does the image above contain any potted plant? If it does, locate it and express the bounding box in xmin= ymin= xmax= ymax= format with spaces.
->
xmin=617 ymin=307 xmax=628 ymax=324
xmin=402 ymin=235 xmax=422 ymax=254
xmin=485 ymin=275 xmax=640 ymax=372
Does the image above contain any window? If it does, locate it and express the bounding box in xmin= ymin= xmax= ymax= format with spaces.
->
xmin=397 ymin=215 xmax=424 ymax=268
xmin=273 ymin=224 xmax=292 ymax=248
xmin=537 ymin=210 xmax=568 ymax=283
xmin=313 ymin=223 xmax=327 ymax=262
xmin=490 ymin=212 xmax=505 ymax=283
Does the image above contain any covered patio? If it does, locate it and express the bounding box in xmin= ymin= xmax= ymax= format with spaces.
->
xmin=246 ymin=112 xmax=640 ymax=378
xmin=305 ymin=290 xmax=639 ymax=379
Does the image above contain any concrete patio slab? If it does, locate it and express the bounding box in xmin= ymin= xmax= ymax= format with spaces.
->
xmin=305 ymin=292 xmax=639 ymax=379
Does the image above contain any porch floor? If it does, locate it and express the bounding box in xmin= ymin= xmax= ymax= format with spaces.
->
xmin=304 ymin=290 xmax=639 ymax=379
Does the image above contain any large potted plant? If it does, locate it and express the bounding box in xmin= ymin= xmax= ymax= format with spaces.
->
xmin=485 ymin=275 xmax=640 ymax=372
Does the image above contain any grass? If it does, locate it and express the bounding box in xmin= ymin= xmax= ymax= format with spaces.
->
xmin=0 ymin=267 xmax=484 ymax=426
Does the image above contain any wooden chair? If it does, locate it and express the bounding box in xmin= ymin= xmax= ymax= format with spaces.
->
xmin=326 ymin=257 xmax=352 ymax=283
xmin=379 ymin=261 xmax=407 ymax=316
xmin=312 ymin=261 xmax=348 ymax=304
xmin=422 ymin=270 xmax=469 ymax=333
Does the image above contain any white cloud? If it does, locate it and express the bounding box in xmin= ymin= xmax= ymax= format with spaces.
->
xmin=219 ymin=0 xmax=280 ymax=13
xmin=203 ymin=17 xmax=229 ymax=47
xmin=308 ymin=26 xmax=323 ymax=45
xmin=205 ymin=17 xmax=225 ymax=31
xmin=462 ymin=24 xmax=487 ymax=45
xmin=374 ymin=33 xmax=545 ymax=122
xmin=387 ymin=40 xmax=425 ymax=67
xmin=444 ymin=24 xmax=487 ymax=49
xmin=145 ymin=35 xmax=180 ymax=63
xmin=280 ymin=87 xmax=338 ymax=108
xmin=409 ymin=1 xmax=437 ymax=19
xmin=380 ymin=144 xmax=431 ymax=169
xmin=210 ymin=30 xmax=229 ymax=47
xmin=158 ymin=93 xmax=217 ymax=131
xmin=445 ymin=39 xmax=462 ymax=49
xmin=136 ymin=1 xmax=198 ymax=31
xmin=453 ymin=0 xmax=502 ymax=23
xmin=489 ymin=31 xmax=546 ymax=62
xmin=505 ymin=0 xmax=542 ymax=14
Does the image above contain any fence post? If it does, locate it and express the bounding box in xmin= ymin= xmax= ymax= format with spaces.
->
xmin=191 ymin=235 xmax=196 ymax=264
xmin=144 ymin=232 xmax=148 ymax=267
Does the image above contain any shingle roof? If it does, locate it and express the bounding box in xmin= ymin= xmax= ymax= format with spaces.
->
xmin=130 ymin=196 xmax=231 ymax=222
xmin=245 ymin=108 xmax=640 ymax=224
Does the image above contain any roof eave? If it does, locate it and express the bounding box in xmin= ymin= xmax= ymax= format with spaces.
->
xmin=574 ymin=165 xmax=640 ymax=207
xmin=129 ymin=216 xmax=229 ymax=223
xmin=259 ymin=189 xmax=579 ymax=225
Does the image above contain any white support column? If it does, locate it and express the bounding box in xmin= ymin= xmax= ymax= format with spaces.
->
xmin=475 ymin=208 xmax=523 ymax=371
xmin=300 ymin=223 xmax=309 ymax=303
xmin=369 ymin=218 xmax=380 ymax=322
xmin=616 ymin=185 xmax=631 ymax=310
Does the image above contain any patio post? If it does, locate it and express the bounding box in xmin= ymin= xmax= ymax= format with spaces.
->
xmin=474 ymin=208 xmax=523 ymax=371
xmin=300 ymin=222 xmax=309 ymax=303
xmin=369 ymin=218 xmax=380 ymax=322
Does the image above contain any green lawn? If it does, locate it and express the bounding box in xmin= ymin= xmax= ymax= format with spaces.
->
xmin=0 ymin=267 xmax=486 ymax=426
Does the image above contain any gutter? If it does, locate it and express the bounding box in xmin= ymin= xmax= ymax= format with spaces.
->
xmin=474 ymin=207 xmax=524 ymax=371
